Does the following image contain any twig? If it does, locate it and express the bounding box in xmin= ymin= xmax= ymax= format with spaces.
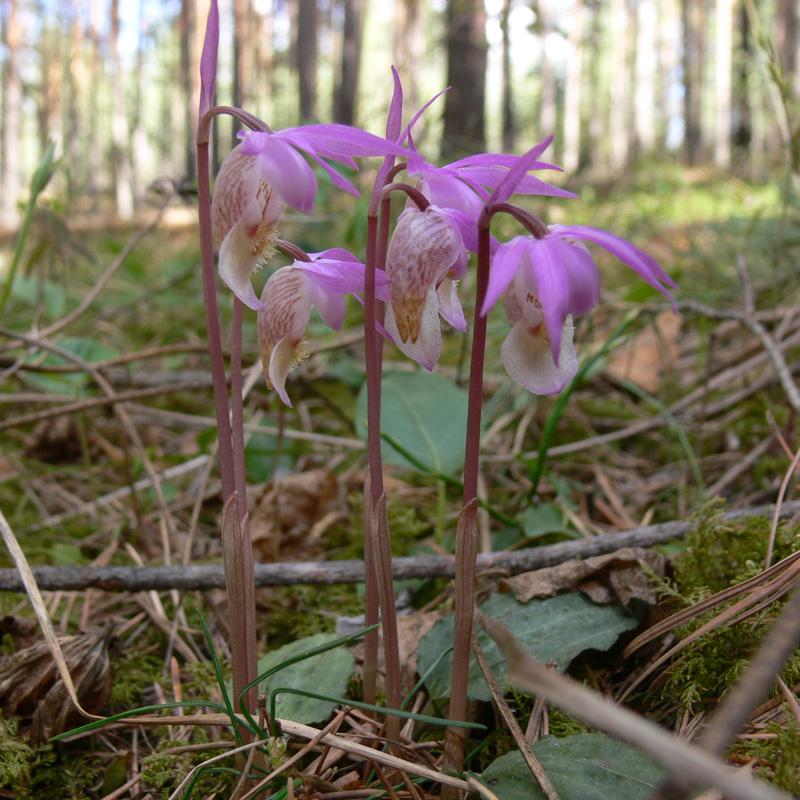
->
xmin=4 ymin=500 xmax=799 ymax=592
xmin=0 ymin=379 xmax=220 ymax=432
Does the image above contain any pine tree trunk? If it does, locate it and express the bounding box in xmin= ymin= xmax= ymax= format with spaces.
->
xmin=609 ymin=0 xmax=632 ymax=173
xmin=1 ymin=0 xmax=22 ymax=228
xmin=562 ymin=0 xmax=583 ymax=171
xmin=334 ymin=0 xmax=364 ymax=126
xmin=233 ymin=0 xmax=252 ymax=146
xmin=394 ymin=0 xmax=422 ymax=116
xmin=635 ymin=0 xmax=656 ymax=157
xmin=538 ymin=0 xmax=556 ymax=141
xmin=442 ymin=0 xmax=487 ymax=159
xmin=110 ymin=0 xmax=134 ymax=219
xmin=297 ymin=0 xmax=318 ymax=122
xmin=501 ymin=0 xmax=514 ymax=151
xmin=714 ymin=0 xmax=733 ymax=167
xmin=682 ymin=0 xmax=706 ymax=165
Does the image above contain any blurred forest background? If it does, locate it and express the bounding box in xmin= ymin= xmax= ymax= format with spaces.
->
xmin=1 ymin=0 xmax=798 ymax=230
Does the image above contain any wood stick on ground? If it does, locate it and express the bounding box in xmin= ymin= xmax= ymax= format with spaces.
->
xmin=2 ymin=500 xmax=798 ymax=593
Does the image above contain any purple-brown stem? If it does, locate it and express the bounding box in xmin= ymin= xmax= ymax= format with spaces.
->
xmin=444 ymin=214 xmax=493 ymax=776
xmin=196 ymin=138 xmax=235 ymax=503
xmin=231 ymin=297 xmax=247 ymax=520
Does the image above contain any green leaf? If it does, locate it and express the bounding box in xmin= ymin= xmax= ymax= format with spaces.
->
xmin=518 ymin=503 xmax=578 ymax=542
xmin=354 ymin=370 xmax=470 ymax=476
xmin=259 ymin=634 xmax=355 ymax=724
xmin=11 ymin=275 xmax=67 ymax=316
xmin=481 ymin=733 xmax=666 ymax=800
xmin=244 ymin=432 xmax=294 ymax=483
xmin=20 ymin=337 xmax=118 ymax=395
xmin=418 ymin=593 xmax=639 ymax=702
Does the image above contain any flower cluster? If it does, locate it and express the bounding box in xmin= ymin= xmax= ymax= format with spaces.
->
xmin=210 ymin=74 xmax=677 ymax=406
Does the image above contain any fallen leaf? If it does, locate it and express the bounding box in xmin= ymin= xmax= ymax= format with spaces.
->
xmin=500 ymin=547 xmax=666 ymax=607
xmin=0 ymin=630 xmax=114 ymax=740
xmin=607 ymin=311 xmax=681 ymax=393
xmin=249 ymin=469 xmax=346 ymax=561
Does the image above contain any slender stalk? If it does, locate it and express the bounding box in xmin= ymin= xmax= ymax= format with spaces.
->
xmin=444 ymin=216 xmax=493 ymax=777
xmin=230 ymin=296 xmax=248 ymax=517
xmin=197 ymin=137 xmax=235 ymax=501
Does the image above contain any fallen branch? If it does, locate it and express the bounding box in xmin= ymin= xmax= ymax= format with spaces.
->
xmin=2 ymin=501 xmax=798 ymax=593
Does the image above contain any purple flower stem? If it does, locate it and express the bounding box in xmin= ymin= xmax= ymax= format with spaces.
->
xmin=230 ymin=297 xmax=248 ymax=518
xmin=363 ymin=205 xmax=402 ymax=734
xmin=444 ymin=213 xmax=493 ymax=774
xmin=196 ymin=138 xmax=235 ymax=503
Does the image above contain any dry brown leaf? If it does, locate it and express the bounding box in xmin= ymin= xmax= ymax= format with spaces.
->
xmin=607 ymin=310 xmax=681 ymax=393
xmin=249 ymin=469 xmax=346 ymax=561
xmin=500 ymin=547 xmax=666 ymax=607
xmin=0 ymin=630 xmax=113 ymax=740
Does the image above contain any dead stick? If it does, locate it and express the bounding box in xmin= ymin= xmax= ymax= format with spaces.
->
xmin=2 ymin=500 xmax=798 ymax=593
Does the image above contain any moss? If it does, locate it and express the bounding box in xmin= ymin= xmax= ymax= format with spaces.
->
xmin=0 ymin=716 xmax=101 ymax=800
xmin=141 ymin=730 xmax=235 ymax=796
xmin=734 ymin=710 xmax=800 ymax=794
xmin=109 ymin=649 xmax=165 ymax=709
xmin=653 ymin=500 xmax=800 ymax=717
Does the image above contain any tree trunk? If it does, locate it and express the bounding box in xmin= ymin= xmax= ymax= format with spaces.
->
xmin=233 ymin=0 xmax=252 ymax=147
xmin=609 ymin=0 xmax=632 ymax=173
xmin=634 ymin=0 xmax=657 ymax=157
xmin=334 ymin=0 xmax=364 ymax=126
xmin=562 ymin=0 xmax=583 ymax=171
xmin=110 ymin=0 xmax=134 ymax=218
xmin=682 ymin=0 xmax=706 ymax=165
xmin=130 ymin=0 xmax=147 ymax=204
xmin=36 ymin=0 xmax=63 ymax=154
xmin=500 ymin=0 xmax=514 ymax=151
xmin=656 ymin=0 xmax=679 ymax=152
xmin=441 ymin=0 xmax=487 ymax=159
xmin=297 ymin=0 xmax=318 ymax=122
xmin=538 ymin=0 xmax=556 ymax=141
xmin=393 ymin=0 xmax=422 ymax=116
xmin=586 ymin=5 xmax=605 ymax=169
xmin=88 ymin=0 xmax=104 ymax=204
xmin=1 ymin=0 xmax=22 ymax=228
xmin=714 ymin=0 xmax=733 ymax=167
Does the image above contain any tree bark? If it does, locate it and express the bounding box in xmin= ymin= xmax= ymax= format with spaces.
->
xmin=500 ymin=0 xmax=515 ymax=151
xmin=562 ymin=0 xmax=583 ymax=171
xmin=609 ymin=0 xmax=632 ymax=173
xmin=442 ymin=0 xmax=487 ymax=159
xmin=714 ymin=0 xmax=733 ymax=167
xmin=110 ymin=0 xmax=134 ymax=219
xmin=297 ymin=0 xmax=318 ymax=122
xmin=1 ymin=0 xmax=22 ymax=228
xmin=682 ymin=0 xmax=706 ymax=165
xmin=635 ymin=0 xmax=657 ymax=157
xmin=656 ymin=0 xmax=680 ymax=152
xmin=333 ymin=0 xmax=364 ymax=126
xmin=538 ymin=0 xmax=556 ymax=141
xmin=393 ymin=0 xmax=422 ymax=117
xmin=232 ymin=0 xmax=252 ymax=147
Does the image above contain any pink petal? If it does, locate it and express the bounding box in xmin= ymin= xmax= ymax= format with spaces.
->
xmin=482 ymin=236 xmax=529 ymax=315
xmin=501 ymin=316 xmax=579 ymax=395
xmin=385 ymin=286 xmax=442 ymax=371
xmin=436 ymin=278 xmax=467 ymax=332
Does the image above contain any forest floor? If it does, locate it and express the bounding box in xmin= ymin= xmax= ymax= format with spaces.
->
xmin=0 ymin=163 xmax=799 ymax=798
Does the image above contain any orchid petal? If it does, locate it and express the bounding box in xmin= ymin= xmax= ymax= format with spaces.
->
xmin=385 ymin=285 xmax=442 ymax=371
xmin=488 ymin=136 xmax=555 ymax=208
xmin=502 ymin=315 xmax=578 ymax=395
xmin=307 ymin=279 xmax=348 ymax=330
xmin=482 ymin=236 xmax=529 ymax=315
xmin=423 ymin=173 xmax=485 ymax=219
xmin=257 ymin=137 xmax=319 ymax=213
xmin=387 ymin=67 xmax=404 ymax=141
xmin=268 ymin=336 xmax=299 ymax=407
xmin=553 ymin=225 xmax=678 ymax=305
xmin=217 ymin=210 xmax=269 ymax=311
xmin=437 ymin=278 xmax=467 ymax=332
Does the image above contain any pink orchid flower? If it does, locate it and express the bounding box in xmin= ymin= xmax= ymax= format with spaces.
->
xmin=212 ymin=126 xmax=408 ymax=311
xmin=257 ymin=249 xmax=389 ymax=407
xmin=383 ymin=206 xmax=468 ymax=371
xmin=482 ymin=225 xmax=677 ymax=394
